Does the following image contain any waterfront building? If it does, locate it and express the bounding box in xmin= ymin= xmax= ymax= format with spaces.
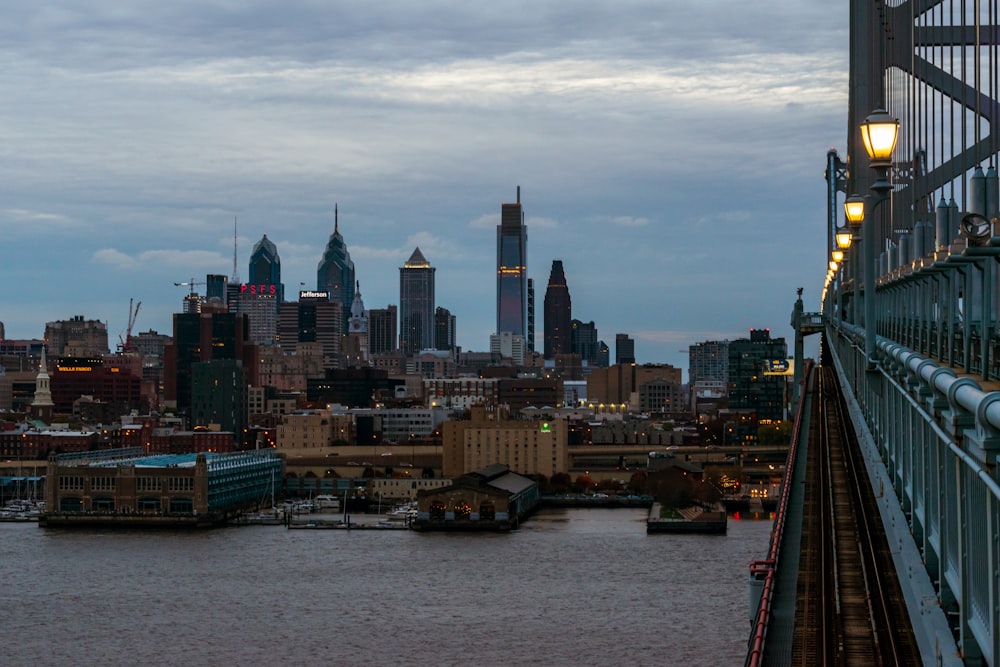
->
xmin=413 ymin=463 xmax=539 ymax=531
xmin=399 ymin=247 xmax=435 ymax=355
xmin=369 ymin=477 xmax=451 ymax=502
xmin=543 ymin=260 xmax=572 ymax=358
xmin=441 ymin=404 xmax=568 ymax=478
xmin=316 ymin=205 xmax=355 ymax=333
xmin=615 ymin=333 xmax=636 ymax=365
xmin=496 ymin=187 xmax=528 ymax=339
xmin=728 ymin=328 xmax=788 ymax=423
xmin=44 ymin=316 xmax=109 ymax=357
xmin=42 ymin=447 xmax=284 ymax=528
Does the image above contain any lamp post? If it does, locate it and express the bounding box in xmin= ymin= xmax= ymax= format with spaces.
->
xmin=846 ymin=109 xmax=899 ymax=368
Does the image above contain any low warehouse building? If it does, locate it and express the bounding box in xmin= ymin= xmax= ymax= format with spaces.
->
xmin=412 ymin=463 xmax=538 ymax=531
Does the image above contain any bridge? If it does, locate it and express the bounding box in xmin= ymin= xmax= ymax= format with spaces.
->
xmin=747 ymin=1 xmax=1000 ymax=665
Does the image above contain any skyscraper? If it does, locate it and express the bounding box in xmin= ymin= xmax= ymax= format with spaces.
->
xmin=527 ymin=278 xmax=535 ymax=353
xmin=615 ymin=333 xmax=636 ymax=365
xmin=368 ymin=306 xmax=398 ymax=355
xmin=249 ymin=233 xmax=283 ymax=302
xmin=571 ymin=319 xmax=599 ymax=364
xmin=316 ymin=205 xmax=355 ymax=333
xmin=543 ymin=260 xmax=572 ymax=358
xmin=496 ymin=187 xmax=527 ymax=338
xmin=434 ymin=306 xmax=456 ymax=352
xmin=400 ymin=247 xmax=435 ymax=355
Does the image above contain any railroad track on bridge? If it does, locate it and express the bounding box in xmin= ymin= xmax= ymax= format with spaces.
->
xmin=793 ymin=367 xmax=920 ymax=666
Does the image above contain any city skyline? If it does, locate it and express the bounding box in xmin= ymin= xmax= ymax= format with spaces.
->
xmin=0 ymin=1 xmax=842 ymax=370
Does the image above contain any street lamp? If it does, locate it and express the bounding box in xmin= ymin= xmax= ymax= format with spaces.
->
xmin=835 ymin=229 xmax=853 ymax=250
xmin=857 ymin=108 xmax=900 ymax=369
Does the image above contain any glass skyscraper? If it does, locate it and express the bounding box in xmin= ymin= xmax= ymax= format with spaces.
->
xmin=249 ymin=233 xmax=283 ymax=302
xmin=316 ymin=205 xmax=355 ymax=333
xmin=544 ymin=260 xmax=572 ymax=358
xmin=496 ymin=187 xmax=527 ymax=338
xmin=400 ymin=247 xmax=435 ymax=355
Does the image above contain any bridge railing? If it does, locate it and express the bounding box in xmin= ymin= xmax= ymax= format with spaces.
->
xmin=829 ymin=321 xmax=1000 ymax=666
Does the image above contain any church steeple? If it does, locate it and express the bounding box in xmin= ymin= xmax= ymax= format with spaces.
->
xmin=31 ymin=345 xmax=54 ymax=421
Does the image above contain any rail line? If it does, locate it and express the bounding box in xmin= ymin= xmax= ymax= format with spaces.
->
xmin=793 ymin=366 xmax=920 ymax=666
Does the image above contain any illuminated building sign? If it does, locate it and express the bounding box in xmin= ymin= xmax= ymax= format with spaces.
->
xmin=240 ymin=283 xmax=278 ymax=295
xmin=299 ymin=290 xmax=330 ymax=299
xmin=56 ymin=366 xmax=94 ymax=372
xmin=763 ymin=358 xmax=794 ymax=376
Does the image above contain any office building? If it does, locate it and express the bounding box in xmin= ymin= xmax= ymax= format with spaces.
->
xmin=44 ymin=316 xmax=109 ymax=357
xmin=400 ymin=247 xmax=435 ymax=355
xmin=527 ymin=278 xmax=535 ymax=353
xmin=163 ymin=309 xmax=259 ymax=422
xmin=543 ymin=260 xmax=572 ymax=358
xmin=316 ymin=205 xmax=355 ymax=333
xmin=571 ymin=319 xmax=599 ymax=365
xmin=434 ymin=307 xmax=456 ymax=352
xmin=497 ymin=187 xmax=527 ymax=338
xmin=248 ymin=233 xmax=284 ymax=302
xmin=206 ymin=274 xmax=229 ymax=303
xmin=615 ymin=333 xmax=635 ymax=365
xmin=490 ymin=332 xmax=525 ymax=365
xmin=276 ymin=291 xmax=343 ymax=367
xmin=369 ymin=306 xmax=398 ymax=355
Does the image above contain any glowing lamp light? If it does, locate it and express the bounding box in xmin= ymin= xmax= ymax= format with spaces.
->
xmin=829 ymin=260 xmax=839 ymax=271
xmin=844 ymin=194 xmax=866 ymax=226
xmin=832 ymin=250 xmax=844 ymax=262
xmin=836 ymin=229 xmax=853 ymax=249
xmin=860 ymin=109 xmax=900 ymax=162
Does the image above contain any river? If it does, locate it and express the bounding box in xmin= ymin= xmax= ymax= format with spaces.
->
xmin=2 ymin=508 xmax=772 ymax=666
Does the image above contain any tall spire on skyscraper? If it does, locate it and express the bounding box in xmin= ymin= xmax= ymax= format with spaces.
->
xmin=317 ymin=203 xmax=355 ymax=333
xmin=31 ymin=345 xmax=54 ymax=421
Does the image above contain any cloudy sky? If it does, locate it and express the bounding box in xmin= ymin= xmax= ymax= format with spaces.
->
xmin=0 ymin=1 xmax=845 ymax=373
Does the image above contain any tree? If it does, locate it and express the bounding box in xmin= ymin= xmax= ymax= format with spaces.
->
xmin=627 ymin=471 xmax=648 ymax=494
xmin=550 ymin=472 xmax=572 ymax=494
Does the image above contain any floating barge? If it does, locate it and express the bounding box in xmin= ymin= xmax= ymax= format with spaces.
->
xmin=646 ymin=502 xmax=727 ymax=534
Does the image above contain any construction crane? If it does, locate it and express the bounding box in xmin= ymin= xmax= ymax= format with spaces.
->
xmin=174 ymin=278 xmax=206 ymax=296
xmin=118 ymin=298 xmax=141 ymax=353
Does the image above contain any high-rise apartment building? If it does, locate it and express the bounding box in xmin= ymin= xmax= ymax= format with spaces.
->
xmin=496 ymin=187 xmax=527 ymax=339
xmin=368 ymin=306 xmax=398 ymax=355
xmin=728 ymin=329 xmax=788 ymax=422
xmin=543 ymin=260 xmax=572 ymax=358
xmin=400 ymin=247 xmax=435 ymax=355
xmin=316 ymin=205 xmax=355 ymax=333
xmin=689 ymin=340 xmax=729 ymax=387
xmin=615 ymin=333 xmax=636 ymax=365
